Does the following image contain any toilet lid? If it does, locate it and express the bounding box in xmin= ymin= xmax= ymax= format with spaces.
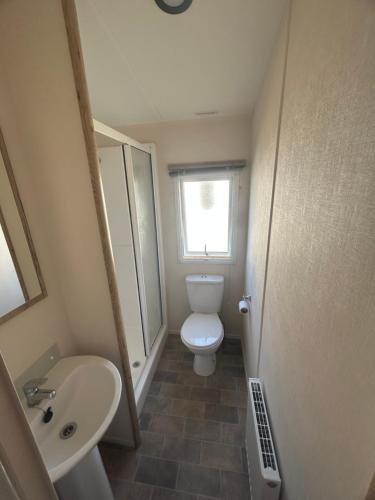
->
xmin=181 ymin=313 xmax=223 ymax=348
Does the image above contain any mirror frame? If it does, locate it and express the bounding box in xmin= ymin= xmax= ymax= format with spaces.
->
xmin=0 ymin=128 xmax=47 ymax=325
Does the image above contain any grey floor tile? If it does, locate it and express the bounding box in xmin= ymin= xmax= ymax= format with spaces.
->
xmin=190 ymin=387 xmax=220 ymax=403
xmin=220 ymin=366 xmax=245 ymax=378
xmin=177 ymin=463 xmax=221 ymax=498
xmin=143 ymin=395 xmax=172 ymax=414
xmin=111 ymin=479 xmax=153 ymax=500
xmin=220 ymin=339 xmax=242 ymax=355
xmin=162 ymin=435 xmax=201 ymax=464
xmin=162 ymin=351 xmax=185 ymax=360
xmin=170 ymin=398 xmax=205 ymax=419
xmin=139 ymin=412 xmax=153 ymax=431
xmin=220 ymin=390 xmax=247 ymax=408
xmin=236 ymin=377 xmax=248 ymax=393
xmin=217 ymin=354 xmax=244 ymax=367
xmin=99 ymin=444 xmax=138 ymax=481
xmin=221 ymin=471 xmax=251 ymax=500
xmin=241 ymin=447 xmax=248 ymax=475
xmin=149 ymin=414 xmax=185 ymax=435
xmin=201 ymin=442 xmax=243 ymax=472
xmin=206 ymin=373 xmax=237 ymax=391
xmin=158 ymin=358 xmax=171 ymax=370
xmin=154 ymin=371 xmax=178 ymax=383
xmin=138 ymin=431 xmax=164 ymax=457
xmin=166 ymin=334 xmax=182 ymax=345
xmin=221 ymin=422 xmax=245 ymax=446
xmin=204 ymin=404 xmax=238 ymax=424
xmin=184 ymin=418 xmax=221 ymax=442
xmin=152 ymin=487 xmax=197 ymax=500
xmin=165 ymin=337 xmax=188 ymax=352
xmin=177 ymin=373 xmax=207 ymax=387
xmin=167 ymin=360 xmax=193 ymax=373
xmin=161 ymin=383 xmax=192 ymax=399
xmin=135 ymin=456 xmax=178 ymax=489
xmin=149 ymin=381 xmax=162 ymax=396
xmin=237 ymin=408 xmax=247 ymax=425
xmin=165 ymin=343 xmax=189 ymax=352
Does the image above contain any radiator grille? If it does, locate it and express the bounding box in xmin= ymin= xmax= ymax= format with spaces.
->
xmin=251 ymin=381 xmax=277 ymax=471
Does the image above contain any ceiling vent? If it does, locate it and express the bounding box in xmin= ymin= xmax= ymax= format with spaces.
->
xmin=195 ymin=111 xmax=218 ymax=116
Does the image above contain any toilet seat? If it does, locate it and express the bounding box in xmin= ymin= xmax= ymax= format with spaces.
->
xmin=181 ymin=313 xmax=224 ymax=351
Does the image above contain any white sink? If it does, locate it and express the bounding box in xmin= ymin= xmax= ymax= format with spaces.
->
xmin=24 ymin=355 xmax=122 ymax=482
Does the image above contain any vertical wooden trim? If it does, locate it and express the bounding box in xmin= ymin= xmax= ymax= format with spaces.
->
xmin=60 ymin=0 xmax=140 ymax=446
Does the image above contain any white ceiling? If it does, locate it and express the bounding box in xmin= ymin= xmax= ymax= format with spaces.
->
xmin=76 ymin=0 xmax=287 ymax=127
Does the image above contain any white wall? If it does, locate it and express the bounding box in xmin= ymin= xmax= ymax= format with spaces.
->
xmin=122 ymin=115 xmax=251 ymax=337
xmin=0 ymin=0 xmax=134 ymax=445
xmin=246 ymin=0 xmax=375 ymax=498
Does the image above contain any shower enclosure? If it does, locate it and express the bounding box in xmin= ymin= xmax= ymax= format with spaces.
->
xmin=97 ymin=122 xmax=167 ymax=408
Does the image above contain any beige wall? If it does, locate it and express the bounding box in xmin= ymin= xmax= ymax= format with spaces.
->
xmin=0 ymin=0 xmax=133 ymax=445
xmin=122 ymin=115 xmax=251 ymax=337
xmin=246 ymin=0 xmax=375 ymax=498
xmin=0 ymin=60 xmax=76 ymax=380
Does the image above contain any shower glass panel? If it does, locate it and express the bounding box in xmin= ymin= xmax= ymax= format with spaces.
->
xmin=125 ymin=146 xmax=163 ymax=351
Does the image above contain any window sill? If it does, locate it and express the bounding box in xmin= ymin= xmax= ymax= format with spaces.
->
xmin=179 ymin=256 xmax=234 ymax=265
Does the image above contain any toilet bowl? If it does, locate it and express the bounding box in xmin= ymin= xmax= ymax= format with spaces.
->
xmin=181 ymin=313 xmax=224 ymax=376
xmin=180 ymin=274 xmax=224 ymax=376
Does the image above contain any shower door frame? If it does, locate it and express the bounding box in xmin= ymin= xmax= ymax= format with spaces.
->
xmin=123 ymin=142 xmax=167 ymax=356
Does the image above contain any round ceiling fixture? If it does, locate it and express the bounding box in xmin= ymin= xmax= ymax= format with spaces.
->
xmin=154 ymin=0 xmax=193 ymax=15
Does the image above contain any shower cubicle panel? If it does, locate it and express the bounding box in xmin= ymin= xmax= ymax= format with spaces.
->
xmin=124 ymin=145 xmax=163 ymax=354
xmin=99 ymin=146 xmax=147 ymax=385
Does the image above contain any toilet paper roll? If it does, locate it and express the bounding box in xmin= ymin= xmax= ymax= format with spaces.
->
xmin=239 ymin=299 xmax=249 ymax=315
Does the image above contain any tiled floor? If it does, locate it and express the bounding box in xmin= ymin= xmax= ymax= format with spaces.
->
xmin=99 ymin=335 xmax=250 ymax=500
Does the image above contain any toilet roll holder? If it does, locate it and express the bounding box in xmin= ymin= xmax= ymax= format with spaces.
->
xmin=238 ymin=295 xmax=251 ymax=315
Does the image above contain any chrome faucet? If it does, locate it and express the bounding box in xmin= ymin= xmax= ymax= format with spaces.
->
xmin=23 ymin=378 xmax=56 ymax=407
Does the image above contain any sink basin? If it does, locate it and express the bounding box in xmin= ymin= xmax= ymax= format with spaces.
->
xmin=25 ymin=355 xmax=122 ymax=482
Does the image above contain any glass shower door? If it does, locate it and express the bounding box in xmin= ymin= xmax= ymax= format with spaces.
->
xmin=124 ymin=145 xmax=163 ymax=352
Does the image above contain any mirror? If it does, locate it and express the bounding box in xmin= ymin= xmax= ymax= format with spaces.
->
xmin=0 ymin=128 xmax=46 ymax=323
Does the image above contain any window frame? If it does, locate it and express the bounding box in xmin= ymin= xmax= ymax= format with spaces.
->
xmin=175 ymin=170 xmax=239 ymax=264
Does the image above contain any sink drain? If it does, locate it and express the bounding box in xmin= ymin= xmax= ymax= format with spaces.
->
xmin=59 ymin=422 xmax=77 ymax=440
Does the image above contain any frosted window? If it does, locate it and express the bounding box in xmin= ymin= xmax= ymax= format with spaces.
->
xmin=178 ymin=174 xmax=237 ymax=261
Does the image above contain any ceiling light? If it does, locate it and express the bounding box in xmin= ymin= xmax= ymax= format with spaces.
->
xmin=154 ymin=0 xmax=193 ymax=15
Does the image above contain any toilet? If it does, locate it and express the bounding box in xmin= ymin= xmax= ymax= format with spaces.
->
xmin=181 ymin=274 xmax=224 ymax=376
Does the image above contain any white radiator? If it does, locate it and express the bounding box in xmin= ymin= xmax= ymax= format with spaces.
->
xmin=246 ymin=378 xmax=281 ymax=500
